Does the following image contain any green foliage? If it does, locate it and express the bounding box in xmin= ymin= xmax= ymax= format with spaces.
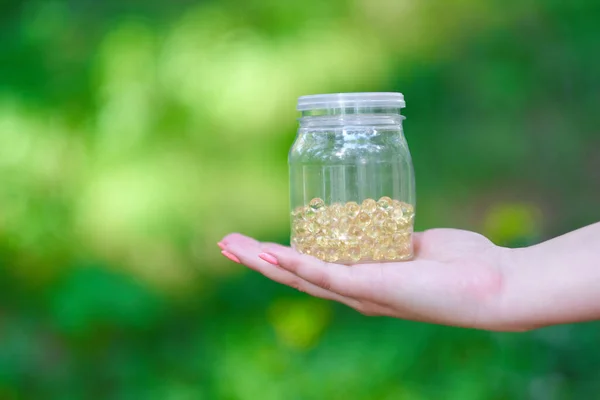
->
xmin=1 ymin=0 xmax=599 ymax=398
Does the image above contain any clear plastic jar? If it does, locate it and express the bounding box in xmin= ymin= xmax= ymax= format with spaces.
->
xmin=289 ymin=93 xmax=415 ymax=264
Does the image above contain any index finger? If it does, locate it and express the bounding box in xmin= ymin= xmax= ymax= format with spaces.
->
xmin=261 ymin=245 xmax=374 ymax=299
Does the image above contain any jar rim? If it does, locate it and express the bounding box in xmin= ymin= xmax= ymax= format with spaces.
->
xmin=297 ymin=92 xmax=405 ymax=111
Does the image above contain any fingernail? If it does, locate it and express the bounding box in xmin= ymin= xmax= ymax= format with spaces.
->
xmin=217 ymin=242 xmax=226 ymax=250
xmin=221 ymin=250 xmax=240 ymax=263
xmin=259 ymin=253 xmax=279 ymax=265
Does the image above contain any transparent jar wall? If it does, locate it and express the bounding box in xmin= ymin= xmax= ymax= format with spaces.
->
xmin=289 ymin=113 xmax=415 ymax=264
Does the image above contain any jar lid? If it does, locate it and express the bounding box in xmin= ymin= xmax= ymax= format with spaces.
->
xmin=297 ymin=92 xmax=405 ymax=111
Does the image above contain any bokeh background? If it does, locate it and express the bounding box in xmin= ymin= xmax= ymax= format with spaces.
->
xmin=1 ymin=0 xmax=600 ymax=398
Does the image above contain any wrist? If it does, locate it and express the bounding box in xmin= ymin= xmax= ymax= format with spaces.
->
xmin=484 ymin=246 xmax=540 ymax=332
xmin=490 ymin=244 xmax=578 ymax=332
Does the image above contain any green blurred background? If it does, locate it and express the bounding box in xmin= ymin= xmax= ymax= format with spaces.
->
xmin=1 ymin=0 xmax=600 ymax=399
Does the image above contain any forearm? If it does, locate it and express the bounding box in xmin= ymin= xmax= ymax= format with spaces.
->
xmin=499 ymin=222 xmax=600 ymax=330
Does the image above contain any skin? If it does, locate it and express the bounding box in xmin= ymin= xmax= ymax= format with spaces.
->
xmin=219 ymin=222 xmax=600 ymax=332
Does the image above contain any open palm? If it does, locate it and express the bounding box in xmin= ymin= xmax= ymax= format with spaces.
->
xmin=220 ymin=229 xmax=513 ymax=331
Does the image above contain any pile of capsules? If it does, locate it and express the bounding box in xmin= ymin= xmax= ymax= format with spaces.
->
xmin=291 ymin=197 xmax=415 ymax=263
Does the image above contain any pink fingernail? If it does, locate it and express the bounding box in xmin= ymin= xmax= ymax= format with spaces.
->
xmin=221 ymin=250 xmax=240 ymax=263
xmin=259 ymin=253 xmax=279 ymax=265
xmin=217 ymin=242 xmax=226 ymax=250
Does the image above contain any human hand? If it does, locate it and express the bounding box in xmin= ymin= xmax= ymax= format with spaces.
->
xmin=219 ymin=229 xmax=518 ymax=331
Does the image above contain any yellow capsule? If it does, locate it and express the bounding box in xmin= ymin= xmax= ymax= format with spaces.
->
xmin=305 ymin=221 xmax=318 ymax=234
xmin=345 ymin=201 xmax=360 ymax=218
xmin=372 ymin=210 xmax=387 ymax=226
xmin=317 ymin=225 xmax=332 ymax=236
xmin=397 ymin=239 xmax=412 ymax=255
xmin=360 ymin=247 xmax=374 ymax=260
xmin=361 ymin=198 xmax=377 ymax=213
xmin=360 ymin=237 xmax=375 ymax=249
xmin=392 ymin=232 xmax=410 ymax=244
xmin=316 ymin=213 xmax=330 ymax=226
xmin=397 ymin=220 xmax=409 ymax=230
xmin=391 ymin=208 xmax=404 ymax=222
xmin=356 ymin=212 xmax=371 ymax=228
xmin=293 ymin=235 xmax=307 ymax=246
xmin=302 ymin=235 xmax=317 ymax=246
xmin=316 ymin=236 xmax=329 ymax=248
xmin=329 ymin=203 xmax=344 ymax=219
xmin=294 ymin=243 xmax=307 ymax=251
xmin=346 ymin=246 xmax=361 ymax=262
xmin=291 ymin=206 xmax=303 ymax=218
xmin=332 ymin=217 xmax=350 ymax=237
xmin=392 ymin=199 xmax=402 ymax=208
xmin=400 ymin=202 xmax=415 ymax=218
xmin=333 ymin=236 xmax=345 ymax=247
xmin=293 ymin=220 xmax=308 ymax=235
xmin=306 ymin=214 xmax=318 ymax=224
xmin=342 ymin=235 xmax=360 ymax=247
xmin=397 ymin=244 xmax=413 ymax=259
xmin=315 ymin=249 xmax=326 ymax=261
xmin=331 ymin=226 xmax=345 ymax=238
xmin=295 ymin=243 xmax=307 ymax=253
xmin=303 ymin=206 xmax=313 ymax=218
xmin=377 ymin=196 xmax=393 ymax=210
xmin=377 ymin=235 xmax=392 ymax=247
xmin=383 ymin=220 xmax=398 ymax=234
xmin=348 ymin=225 xmax=363 ymax=238
xmin=364 ymin=225 xmax=380 ymax=239
xmin=400 ymin=215 xmax=414 ymax=226
xmin=399 ymin=239 xmax=412 ymax=252
xmin=385 ymin=248 xmax=397 ymax=260
xmin=324 ymin=248 xmax=339 ymax=262
xmin=372 ymin=248 xmax=384 ymax=261
xmin=309 ymin=198 xmax=326 ymax=211
xmin=338 ymin=216 xmax=351 ymax=226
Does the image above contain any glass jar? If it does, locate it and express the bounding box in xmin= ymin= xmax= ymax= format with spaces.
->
xmin=289 ymin=93 xmax=415 ymax=264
